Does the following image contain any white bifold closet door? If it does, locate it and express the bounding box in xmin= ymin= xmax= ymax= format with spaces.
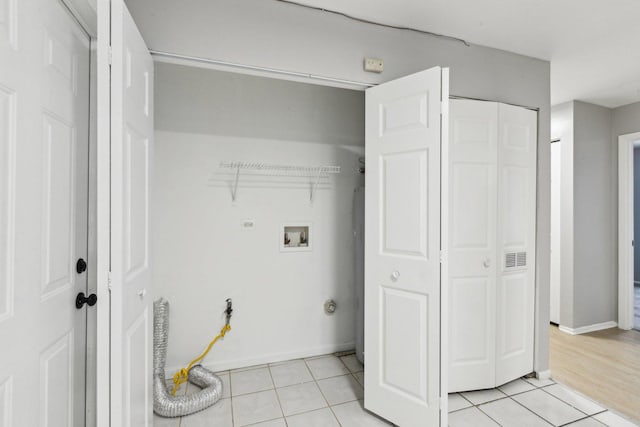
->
xmin=448 ymin=99 xmax=537 ymax=392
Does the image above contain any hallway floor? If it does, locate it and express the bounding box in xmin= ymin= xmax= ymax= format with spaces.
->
xmin=550 ymin=324 xmax=640 ymax=424
xmin=154 ymin=351 xmax=637 ymax=426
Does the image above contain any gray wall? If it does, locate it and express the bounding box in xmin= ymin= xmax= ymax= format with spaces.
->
xmin=126 ymin=0 xmax=552 ymax=373
xmin=613 ymin=101 xmax=640 ymax=300
xmin=551 ymin=100 xmax=640 ymax=329
xmin=612 ymin=102 xmax=640 ymax=137
xmin=155 ymin=63 xmax=365 ymax=145
xmin=573 ymin=102 xmax=614 ymax=327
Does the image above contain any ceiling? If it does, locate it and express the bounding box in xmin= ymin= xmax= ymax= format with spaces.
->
xmin=292 ymin=0 xmax=640 ymax=108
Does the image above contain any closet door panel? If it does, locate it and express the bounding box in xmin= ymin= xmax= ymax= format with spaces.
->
xmin=498 ymin=273 xmax=528 ymax=357
xmin=495 ymin=103 xmax=537 ymax=386
xmin=448 ymin=100 xmax=498 ymax=392
xmin=365 ymin=67 xmax=445 ymax=426
xmin=449 ymin=277 xmax=493 ymax=390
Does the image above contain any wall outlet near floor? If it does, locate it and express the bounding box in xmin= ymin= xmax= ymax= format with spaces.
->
xmin=364 ymin=57 xmax=384 ymax=73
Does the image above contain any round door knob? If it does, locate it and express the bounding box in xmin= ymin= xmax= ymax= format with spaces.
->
xmin=76 ymin=258 xmax=87 ymax=274
xmin=391 ymin=271 xmax=400 ymax=281
xmin=483 ymin=259 xmax=491 ymax=268
xmin=76 ymin=292 xmax=97 ymax=309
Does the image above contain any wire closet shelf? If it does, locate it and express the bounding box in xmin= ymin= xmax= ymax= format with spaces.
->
xmin=216 ymin=161 xmax=342 ymax=202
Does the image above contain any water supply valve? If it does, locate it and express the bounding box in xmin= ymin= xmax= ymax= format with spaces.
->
xmin=225 ymin=298 xmax=233 ymax=325
xmin=324 ymin=299 xmax=337 ymax=314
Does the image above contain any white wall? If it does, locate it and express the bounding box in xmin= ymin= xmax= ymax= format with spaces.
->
xmin=550 ymin=102 xmax=574 ymax=328
xmin=127 ymin=0 xmax=552 ymax=373
xmin=153 ymin=63 xmax=365 ymax=371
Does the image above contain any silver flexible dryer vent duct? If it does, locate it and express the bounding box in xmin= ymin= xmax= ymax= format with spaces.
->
xmin=154 ymin=298 xmax=223 ymax=417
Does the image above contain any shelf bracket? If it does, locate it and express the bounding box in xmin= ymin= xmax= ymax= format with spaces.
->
xmin=310 ymin=167 xmax=324 ymax=203
xmin=231 ymin=166 xmax=240 ymax=201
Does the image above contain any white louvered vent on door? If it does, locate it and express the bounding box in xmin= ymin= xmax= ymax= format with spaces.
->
xmin=505 ymin=252 xmax=527 ymax=269
xmin=516 ymin=252 xmax=526 ymax=267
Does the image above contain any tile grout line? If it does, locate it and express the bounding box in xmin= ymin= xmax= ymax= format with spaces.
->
xmin=537 ymin=384 xmax=595 ymax=419
xmin=329 ymin=355 xmax=356 ymax=427
xmin=228 ymin=371 xmax=235 ymax=426
xmin=305 ymin=356 xmax=345 ymax=427
xmin=266 ymin=363 xmax=287 ymax=425
xmin=450 ymin=378 xmax=617 ymax=426
xmin=512 ymin=382 xmax=616 ymax=426
xmin=459 ymin=388 xmax=509 ymax=427
xmin=539 ymin=380 xmax=609 ymax=418
xmin=472 ymin=402 xmax=503 ymax=426
xmin=460 ymin=390 xmax=508 ymax=407
xmin=468 ymin=381 xmax=552 ymax=427
xmin=557 ymin=414 xmax=602 ymax=427
xmin=506 ymin=394 xmax=558 ymax=426
xmin=456 ymin=391 xmax=474 ymax=406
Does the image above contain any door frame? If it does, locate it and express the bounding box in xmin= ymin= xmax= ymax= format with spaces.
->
xmin=617 ymin=131 xmax=640 ymax=330
xmin=58 ymin=1 xmax=111 ymax=425
xmin=48 ymin=0 xmax=100 ymax=425
xmin=95 ymin=0 xmax=111 ymax=424
xmin=549 ymin=138 xmax=561 ymax=326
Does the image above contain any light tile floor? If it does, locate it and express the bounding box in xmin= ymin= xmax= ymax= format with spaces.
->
xmin=154 ymin=353 xmax=639 ymax=427
xmin=449 ymin=377 xmax=639 ymax=427
xmin=154 ymin=353 xmax=390 ymax=427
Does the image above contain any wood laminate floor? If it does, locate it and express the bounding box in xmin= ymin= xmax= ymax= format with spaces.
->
xmin=550 ymin=324 xmax=640 ymax=423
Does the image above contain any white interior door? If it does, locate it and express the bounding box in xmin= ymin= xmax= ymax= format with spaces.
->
xmin=364 ymin=67 xmax=447 ymax=427
xmin=109 ymin=1 xmax=154 ymax=425
xmin=448 ymin=100 xmax=498 ymax=392
xmin=495 ymin=103 xmax=537 ymax=385
xmin=550 ymin=140 xmax=561 ymax=325
xmin=0 ymin=0 xmax=90 ymax=425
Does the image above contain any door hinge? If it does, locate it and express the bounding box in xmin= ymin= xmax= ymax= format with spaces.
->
xmin=439 ymin=250 xmax=446 ymax=264
xmin=107 ymin=46 xmax=113 ymax=66
xmin=107 ymin=271 xmax=112 ymax=292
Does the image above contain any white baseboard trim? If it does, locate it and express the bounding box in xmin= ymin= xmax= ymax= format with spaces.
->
xmin=535 ymin=370 xmax=551 ymax=380
xmin=559 ymin=321 xmax=618 ymax=335
xmin=165 ymin=342 xmax=356 ymax=375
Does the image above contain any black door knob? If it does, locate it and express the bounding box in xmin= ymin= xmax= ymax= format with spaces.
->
xmin=76 ymin=258 xmax=87 ymax=274
xmin=76 ymin=292 xmax=97 ymax=309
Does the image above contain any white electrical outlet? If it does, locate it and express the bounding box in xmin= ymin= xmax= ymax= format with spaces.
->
xmin=364 ymin=57 xmax=384 ymax=73
xmin=242 ymin=219 xmax=255 ymax=229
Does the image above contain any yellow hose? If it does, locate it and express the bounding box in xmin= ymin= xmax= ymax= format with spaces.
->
xmin=171 ymin=323 xmax=231 ymax=396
